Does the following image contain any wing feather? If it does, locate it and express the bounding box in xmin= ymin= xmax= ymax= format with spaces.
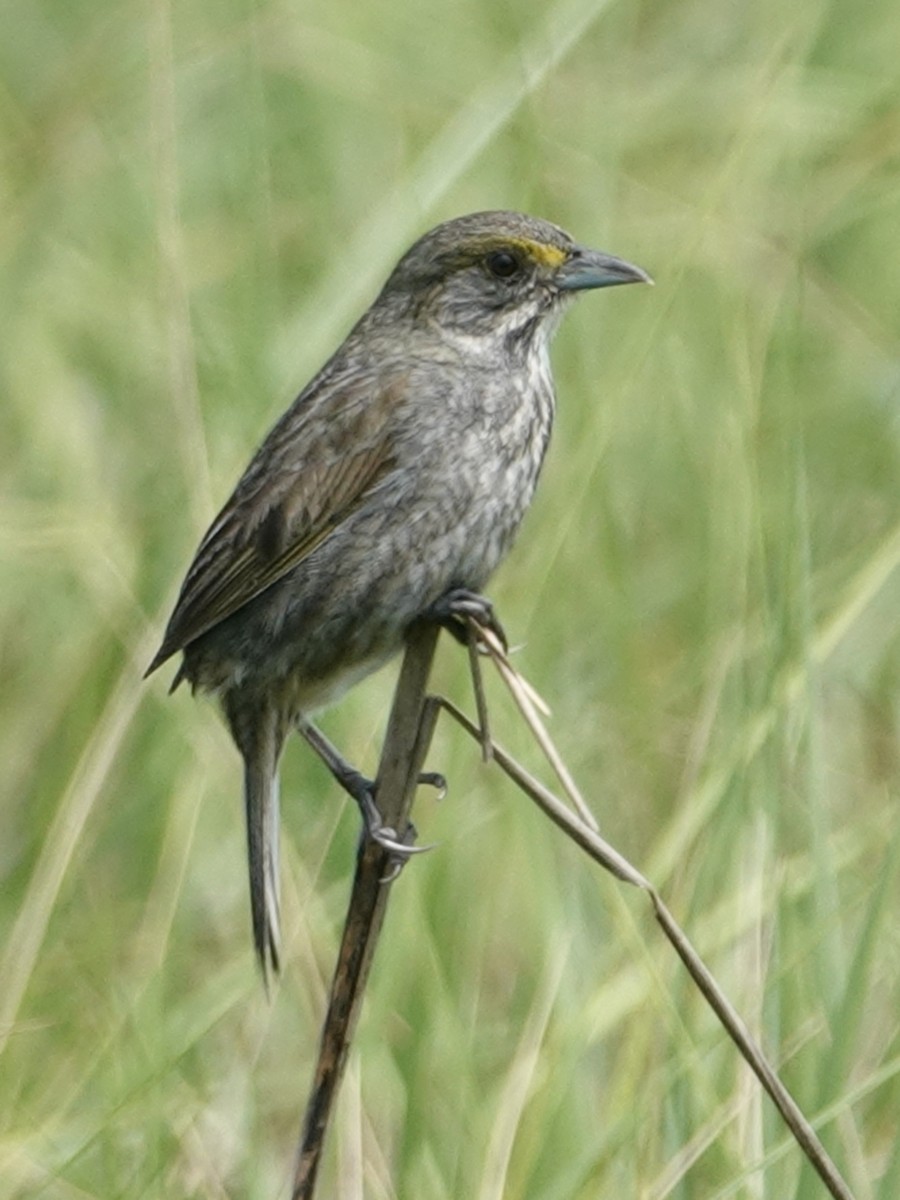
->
xmin=145 ymin=375 xmax=401 ymax=676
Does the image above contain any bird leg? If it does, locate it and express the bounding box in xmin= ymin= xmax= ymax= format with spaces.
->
xmin=296 ymin=716 xmax=442 ymax=855
xmin=427 ymin=587 xmax=509 ymax=654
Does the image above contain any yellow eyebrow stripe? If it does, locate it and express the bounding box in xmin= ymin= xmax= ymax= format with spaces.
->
xmin=505 ymin=237 xmax=568 ymax=268
xmin=464 ymin=234 xmax=569 ymax=269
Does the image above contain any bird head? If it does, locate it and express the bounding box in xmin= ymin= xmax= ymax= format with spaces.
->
xmin=376 ymin=210 xmax=651 ymax=348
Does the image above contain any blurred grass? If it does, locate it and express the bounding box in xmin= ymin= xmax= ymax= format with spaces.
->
xmin=1 ymin=0 xmax=898 ymax=1196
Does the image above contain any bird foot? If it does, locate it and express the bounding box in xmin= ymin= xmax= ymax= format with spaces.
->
xmin=429 ymin=588 xmax=508 ymax=654
xmin=348 ymin=771 xmax=442 ymax=862
xmin=298 ymin=718 xmax=442 ymax=859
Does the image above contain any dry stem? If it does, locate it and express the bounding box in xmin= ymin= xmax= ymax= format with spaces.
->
xmin=290 ymin=620 xmax=439 ymax=1199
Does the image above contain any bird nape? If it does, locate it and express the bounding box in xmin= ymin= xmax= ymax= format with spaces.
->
xmin=146 ymin=210 xmax=651 ymax=982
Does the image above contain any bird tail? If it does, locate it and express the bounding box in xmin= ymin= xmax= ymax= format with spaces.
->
xmin=228 ymin=701 xmax=286 ymax=985
xmin=244 ymin=750 xmax=282 ymax=983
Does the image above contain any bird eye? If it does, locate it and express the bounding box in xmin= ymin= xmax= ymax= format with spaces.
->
xmin=485 ymin=250 xmax=520 ymax=279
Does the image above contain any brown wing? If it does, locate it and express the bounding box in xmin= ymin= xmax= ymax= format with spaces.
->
xmin=145 ymin=374 xmax=401 ymax=677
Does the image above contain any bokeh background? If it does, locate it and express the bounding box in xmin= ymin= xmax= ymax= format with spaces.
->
xmin=2 ymin=0 xmax=899 ymax=1196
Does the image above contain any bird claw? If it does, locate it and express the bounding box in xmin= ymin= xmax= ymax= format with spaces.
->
xmin=355 ymin=778 xmax=437 ymax=875
xmin=418 ymin=770 xmax=447 ymax=799
xmin=370 ymin=819 xmax=437 ymax=882
xmin=374 ymin=823 xmax=438 ymax=882
xmin=367 ymin=818 xmax=430 ymax=857
xmin=429 ymin=587 xmax=508 ymax=654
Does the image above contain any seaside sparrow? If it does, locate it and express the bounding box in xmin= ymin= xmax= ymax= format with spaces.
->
xmin=146 ymin=210 xmax=650 ymax=979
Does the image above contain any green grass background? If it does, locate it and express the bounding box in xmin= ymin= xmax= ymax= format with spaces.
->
xmin=2 ymin=0 xmax=898 ymax=1196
